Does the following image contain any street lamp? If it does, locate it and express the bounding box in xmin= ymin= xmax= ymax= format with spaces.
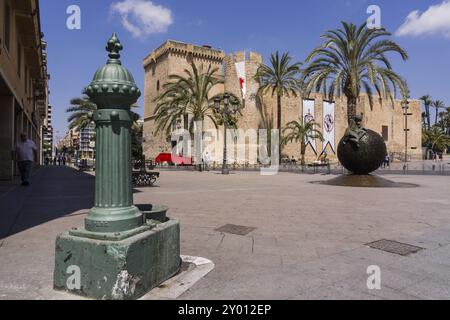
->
xmin=214 ymin=93 xmax=241 ymax=175
xmin=402 ymin=98 xmax=412 ymax=165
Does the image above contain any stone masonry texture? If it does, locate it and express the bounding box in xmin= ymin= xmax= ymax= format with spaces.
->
xmin=142 ymin=41 xmax=422 ymax=163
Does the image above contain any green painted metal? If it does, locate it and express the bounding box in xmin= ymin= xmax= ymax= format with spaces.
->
xmin=83 ymin=33 xmax=143 ymax=233
xmin=54 ymin=219 xmax=181 ymax=300
xmin=53 ymin=34 xmax=181 ymax=300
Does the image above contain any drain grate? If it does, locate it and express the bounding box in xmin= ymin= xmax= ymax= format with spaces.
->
xmin=366 ymin=239 xmax=424 ymax=256
xmin=215 ymin=224 xmax=256 ymax=236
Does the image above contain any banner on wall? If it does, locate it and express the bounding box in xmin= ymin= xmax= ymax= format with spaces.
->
xmin=302 ymin=99 xmax=317 ymax=154
xmin=322 ymin=101 xmax=336 ymax=154
xmin=235 ymin=61 xmax=246 ymax=99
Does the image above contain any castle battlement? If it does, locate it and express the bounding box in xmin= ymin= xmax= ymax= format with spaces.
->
xmin=143 ymin=40 xmax=225 ymax=69
xmin=142 ymin=40 xmax=423 ymax=162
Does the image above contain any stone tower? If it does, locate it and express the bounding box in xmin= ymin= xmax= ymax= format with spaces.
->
xmin=142 ymin=41 xmax=225 ymax=159
xmin=224 ymin=51 xmax=263 ymax=131
xmin=142 ymin=41 xmax=422 ymax=163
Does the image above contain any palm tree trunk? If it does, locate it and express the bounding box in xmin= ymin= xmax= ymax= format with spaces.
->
xmin=347 ymin=95 xmax=357 ymax=125
xmin=426 ymin=105 xmax=431 ymax=129
xmin=301 ymin=142 xmax=306 ymax=172
xmin=277 ymin=93 xmax=282 ymax=164
xmin=435 ymin=107 xmax=439 ymax=126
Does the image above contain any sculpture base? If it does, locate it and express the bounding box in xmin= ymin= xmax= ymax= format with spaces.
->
xmin=317 ymin=175 xmax=418 ymax=188
xmin=54 ymin=214 xmax=181 ymax=300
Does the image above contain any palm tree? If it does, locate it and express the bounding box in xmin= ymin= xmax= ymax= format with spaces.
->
xmin=66 ymin=96 xmax=97 ymax=130
xmin=444 ymin=107 xmax=450 ymax=135
xmin=281 ymin=118 xmax=324 ymax=167
xmin=421 ymin=112 xmax=428 ymax=129
xmin=420 ymin=95 xmax=432 ymax=129
xmin=154 ymin=63 xmax=242 ymax=163
xmin=254 ymin=51 xmax=302 ymax=163
xmin=253 ymin=90 xmax=274 ymax=159
xmin=437 ymin=107 xmax=450 ymax=135
xmin=67 ymin=96 xmax=141 ymax=131
xmin=423 ymin=127 xmax=450 ymax=153
xmin=432 ymin=100 xmax=446 ymax=126
xmin=302 ymin=22 xmax=408 ymax=125
xmin=154 ymin=63 xmax=225 ymax=136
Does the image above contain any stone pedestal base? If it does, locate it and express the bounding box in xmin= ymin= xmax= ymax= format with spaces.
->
xmin=53 ymin=217 xmax=181 ymax=300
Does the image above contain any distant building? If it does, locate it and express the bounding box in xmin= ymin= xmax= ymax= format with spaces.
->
xmin=143 ymin=40 xmax=422 ymax=164
xmin=79 ymin=124 xmax=95 ymax=161
xmin=42 ymin=104 xmax=53 ymax=157
xmin=0 ymin=0 xmax=49 ymax=180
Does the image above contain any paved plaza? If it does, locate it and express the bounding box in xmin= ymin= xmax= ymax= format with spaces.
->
xmin=0 ymin=166 xmax=450 ymax=300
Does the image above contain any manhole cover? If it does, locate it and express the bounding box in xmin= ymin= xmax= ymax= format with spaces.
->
xmin=366 ymin=239 xmax=424 ymax=256
xmin=215 ymin=224 xmax=256 ymax=236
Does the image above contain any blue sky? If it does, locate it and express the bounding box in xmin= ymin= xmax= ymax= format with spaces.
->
xmin=40 ymin=0 xmax=450 ymax=140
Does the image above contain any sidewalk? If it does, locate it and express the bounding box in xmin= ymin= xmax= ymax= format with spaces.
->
xmin=0 ymin=166 xmax=450 ymax=299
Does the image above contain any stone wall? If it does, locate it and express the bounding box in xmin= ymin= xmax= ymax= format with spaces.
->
xmin=143 ymin=41 xmax=225 ymax=159
xmin=143 ymin=41 xmax=423 ymax=163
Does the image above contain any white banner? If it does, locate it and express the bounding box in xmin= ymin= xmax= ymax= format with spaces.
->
xmin=235 ymin=61 xmax=246 ymax=99
xmin=302 ymin=99 xmax=316 ymax=153
xmin=322 ymin=101 xmax=336 ymax=153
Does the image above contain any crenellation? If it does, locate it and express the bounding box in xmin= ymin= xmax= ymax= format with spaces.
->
xmin=143 ymin=40 xmax=423 ymax=162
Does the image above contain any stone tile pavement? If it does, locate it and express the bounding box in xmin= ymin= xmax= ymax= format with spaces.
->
xmin=0 ymin=166 xmax=449 ymax=300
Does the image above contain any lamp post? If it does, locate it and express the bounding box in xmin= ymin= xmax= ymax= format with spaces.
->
xmin=402 ymin=98 xmax=412 ymax=165
xmin=214 ymin=93 xmax=240 ymax=175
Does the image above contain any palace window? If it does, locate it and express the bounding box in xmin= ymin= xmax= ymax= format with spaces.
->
xmin=382 ymin=125 xmax=389 ymax=141
xmin=156 ymin=80 xmax=160 ymax=91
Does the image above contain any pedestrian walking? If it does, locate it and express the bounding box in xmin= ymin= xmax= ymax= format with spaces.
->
xmin=14 ymin=133 xmax=38 ymax=186
xmin=204 ymin=151 xmax=211 ymax=171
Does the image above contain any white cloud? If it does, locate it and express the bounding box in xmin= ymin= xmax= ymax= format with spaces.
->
xmin=110 ymin=0 xmax=173 ymax=38
xmin=396 ymin=0 xmax=450 ymax=38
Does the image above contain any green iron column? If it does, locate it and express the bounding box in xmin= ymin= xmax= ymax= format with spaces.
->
xmin=54 ymin=33 xmax=181 ymax=300
xmin=83 ymin=33 xmax=143 ymax=233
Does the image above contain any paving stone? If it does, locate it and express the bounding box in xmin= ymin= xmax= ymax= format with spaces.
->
xmin=2 ymin=167 xmax=450 ymax=299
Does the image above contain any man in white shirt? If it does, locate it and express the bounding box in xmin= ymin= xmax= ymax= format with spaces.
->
xmin=14 ymin=132 xmax=38 ymax=186
xmin=204 ymin=151 xmax=211 ymax=171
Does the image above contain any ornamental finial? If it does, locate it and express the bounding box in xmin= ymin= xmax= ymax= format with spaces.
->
xmin=106 ymin=33 xmax=123 ymax=60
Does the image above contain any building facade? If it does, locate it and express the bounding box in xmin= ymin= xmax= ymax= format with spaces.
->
xmin=143 ymin=41 xmax=422 ymax=164
xmin=78 ymin=123 xmax=95 ymax=161
xmin=42 ymin=103 xmax=53 ymax=158
xmin=0 ymin=0 xmax=49 ymax=180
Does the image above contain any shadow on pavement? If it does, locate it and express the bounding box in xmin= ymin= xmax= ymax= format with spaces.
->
xmin=0 ymin=166 xmax=95 ymax=240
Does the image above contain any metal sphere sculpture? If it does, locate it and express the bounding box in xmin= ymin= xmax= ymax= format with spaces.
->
xmin=337 ymin=115 xmax=387 ymax=175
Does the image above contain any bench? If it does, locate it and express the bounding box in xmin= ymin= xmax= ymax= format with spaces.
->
xmin=132 ymin=157 xmax=159 ymax=187
xmin=132 ymin=170 xmax=160 ymax=187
